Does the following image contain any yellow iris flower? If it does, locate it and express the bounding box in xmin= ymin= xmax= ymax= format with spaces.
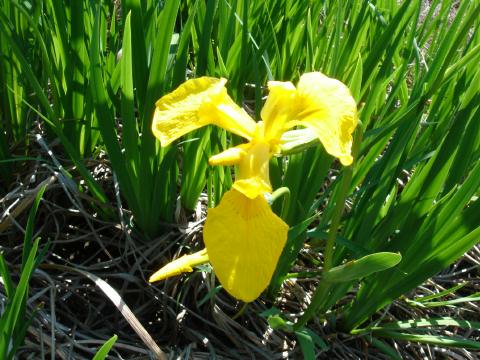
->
xmin=149 ymin=72 xmax=357 ymax=302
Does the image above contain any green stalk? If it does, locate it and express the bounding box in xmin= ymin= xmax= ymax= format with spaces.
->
xmin=322 ymin=166 xmax=353 ymax=272
xmin=293 ymin=166 xmax=352 ymax=330
xmin=295 ymin=122 xmax=363 ymax=329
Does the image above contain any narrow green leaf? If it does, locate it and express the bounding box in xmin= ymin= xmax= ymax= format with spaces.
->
xmin=3 ymin=238 xmax=39 ymax=342
xmin=353 ymin=317 xmax=480 ymax=334
xmin=196 ymin=0 xmax=218 ymax=75
xmin=294 ymin=324 xmax=329 ymax=358
xmin=123 ymin=0 xmax=148 ymax=115
xmin=21 ymin=184 xmax=46 ymax=270
xmin=0 ymin=254 xmax=13 ymax=298
xmin=172 ymin=0 xmax=199 ymax=87
xmin=348 ymin=54 xmax=363 ymax=102
xmin=375 ymin=331 xmax=480 ymax=350
xmin=120 ymin=12 xmax=140 ymax=178
xmin=143 ymin=0 xmax=181 ymax=125
xmin=415 ymin=283 xmax=468 ymax=303
xmin=295 ymin=329 xmax=316 ymax=360
xmin=90 ymin=5 xmax=139 ymax=216
xmin=414 ymin=293 xmax=480 ymax=308
xmin=180 ymin=128 xmax=212 ymax=210
xmin=92 ymin=335 xmax=118 ymax=360
xmin=367 ymin=337 xmax=402 ymax=360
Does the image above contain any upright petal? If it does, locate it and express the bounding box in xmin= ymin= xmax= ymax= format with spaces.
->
xmin=289 ymin=72 xmax=358 ymax=166
xmin=152 ymin=77 xmax=257 ymax=146
xmin=209 ymin=141 xmax=272 ymax=199
xmin=234 ymin=141 xmax=272 ymax=199
xmin=203 ymin=189 xmax=289 ymax=302
xmin=261 ymin=81 xmax=296 ymax=145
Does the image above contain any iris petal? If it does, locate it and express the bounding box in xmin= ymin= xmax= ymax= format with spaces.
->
xmin=152 ymin=77 xmax=256 ymax=146
xmin=203 ymin=189 xmax=289 ymax=302
xmin=261 ymin=81 xmax=296 ymax=144
xmin=208 ymin=143 xmax=251 ymax=166
xmin=290 ymin=72 xmax=358 ymax=165
xmin=209 ymin=142 xmax=272 ymax=199
xmin=149 ymin=249 xmax=209 ymax=282
xmin=232 ymin=177 xmax=272 ymax=200
xmin=235 ymin=142 xmax=272 ymax=199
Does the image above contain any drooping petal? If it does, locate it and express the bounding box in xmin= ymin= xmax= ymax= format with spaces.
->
xmin=289 ymin=72 xmax=358 ymax=165
xmin=149 ymin=249 xmax=209 ymax=282
xmin=232 ymin=177 xmax=272 ymax=200
xmin=203 ymin=189 xmax=289 ymax=302
xmin=152 ymin=77 xmax=256 ymax=146
xmin=260 ymin=81 xmax=296 ymax=145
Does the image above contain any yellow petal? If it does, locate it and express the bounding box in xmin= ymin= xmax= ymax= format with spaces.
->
xmin=149 ymin=249 xmax=209 ymax=282
xmin=203 ymin=189 xmax=289 ymax=302
xmin=261 ymin=81 xmax=296 ymax=143
xmin=152 ymin=77 xmax=257 ymax=146
xmin=208 ymin=143 xmax=250 ymax=166
xmin=152 ymin=77 xmax=224 ymax=146
xmin=232 ymin=177 xmax=272 ymax=200
xmin=200 ymin=96 xmax=257 ymax=140
xmin=234 ymin=141 xmax=272 ymax=199
xmin=209 ymin=141 xmax=272 ymax=199
xmin=290 ymin=72 xmax=358 ymax=165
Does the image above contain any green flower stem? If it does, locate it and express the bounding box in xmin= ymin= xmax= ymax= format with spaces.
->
xmin=293 ymin=167 xmax=352 ymax=330
xmin=323 ymin=122 xmax=363 ymax=271
xmin=323 ymin=166 xmax=353 ymax=271
xmin=293 ymin=168 xmax=352 ymax=330
xmin=295 ymin=124 xmax=363 ymax=329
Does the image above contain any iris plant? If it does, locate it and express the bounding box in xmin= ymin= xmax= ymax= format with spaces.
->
xmin=149 ymin=72 xmax=357 ymax=302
